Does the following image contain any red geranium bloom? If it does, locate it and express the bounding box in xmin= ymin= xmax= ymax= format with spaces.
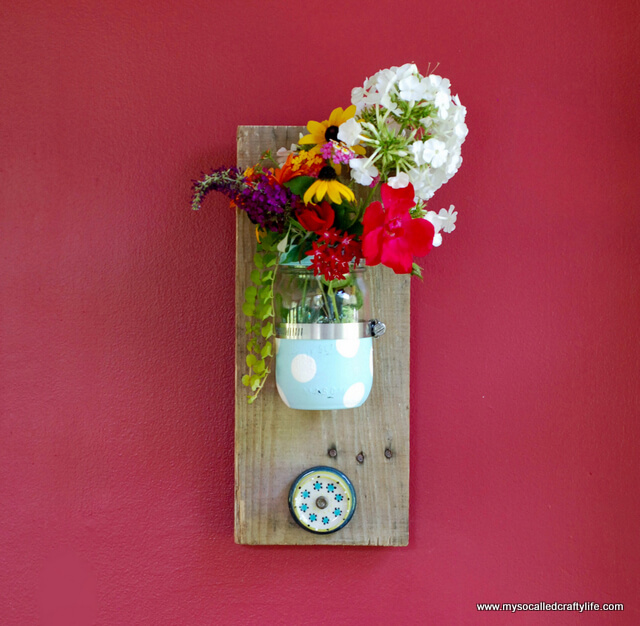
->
xmin=362 ymin=183 xmax=435 ymax=274
xmin=296 ymin=201 xmax=335 ymax=234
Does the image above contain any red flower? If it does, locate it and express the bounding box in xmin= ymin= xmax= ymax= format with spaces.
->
xmin=305 ymin=227 xmax=362 ymax=281
xmin=362 ymin=183 xmax=435 ymax=274
xmin=296 ymin=201 xmax=335 ymax=234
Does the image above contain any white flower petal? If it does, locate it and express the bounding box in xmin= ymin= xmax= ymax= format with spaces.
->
xmin=337 ymin=118 xmax=362 ymax=147
xmin=387 ymin=172 xmax=411 ymax=189
xmin=349 ymin=158 xmax=378 ymax=186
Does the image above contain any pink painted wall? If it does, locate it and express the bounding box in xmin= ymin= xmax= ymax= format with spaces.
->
xmin=2 ymin=1 xmax=639 ymax=624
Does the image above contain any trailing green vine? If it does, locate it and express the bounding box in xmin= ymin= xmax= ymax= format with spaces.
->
xmin=241 ymin=232 xmax=279 ymax=403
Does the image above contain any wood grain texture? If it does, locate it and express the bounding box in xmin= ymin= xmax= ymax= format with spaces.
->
xmin=235 ymin=126 xmax=410 ymax=546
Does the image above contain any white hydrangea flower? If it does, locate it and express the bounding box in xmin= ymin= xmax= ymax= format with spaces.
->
xmin=337 ymin=118 xmax=363 ymax=147
xmin=425 ymin=205 xmax=458 ymax=247
xmin=349 ymin=64 xmax=467 ymax=201
xmin=349 ymin=158 xmax=378 ymax=186
xmin=435 ymin=91 xmax=452 ymax=119
xmin=445 ymin=153 xmax=462 ymax=176
xmin=379 ymin=88 xmax=399 ymax=114
xmin=439 ymin=205 xmax=457 ymax=233
xmin=422 ymin=138 xmax=448 ymax=168
xmin=374 ymin=68 xmax=398 ymax=93
xmin=425 ymin=211 xmax=444 ymax=247
xmin=411 ymin=141 xmax=427 ymax=167
xmin=407 ymin=167 xmax=436 ymax=201
xmin=398 ymin=74 xmax=427 ymax=103
xmin=393 ymin=63 xmax=419 ymax=81
xmin=351 ymin=75 xmax=377 ymax=112
xmin=387 ymin=172 xmax=411 ymax=188
xmin=425 ymin=74 xmax=451 ymax=96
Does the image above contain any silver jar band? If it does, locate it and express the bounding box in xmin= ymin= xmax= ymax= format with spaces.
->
xmin=276 ymin=320 xmax=386 ymax=340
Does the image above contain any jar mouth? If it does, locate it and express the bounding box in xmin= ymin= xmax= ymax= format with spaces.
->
xmin=278 ymin=264 xmax=366 ymax=274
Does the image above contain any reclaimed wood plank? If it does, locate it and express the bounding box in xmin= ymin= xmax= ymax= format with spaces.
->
xmin=235 ymin=126 xmax=409 ymax=545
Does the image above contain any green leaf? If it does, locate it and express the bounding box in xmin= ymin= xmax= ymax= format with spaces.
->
xmin=284 ymin=175 xmax=315 ymax=198
xmin=259 ymin=230 xmax=278 ymax=250
xmin=253 ymin=253 xmax=264 ymax=269
xmin=250 ymin=374 xmax=261 ymax=391
xmin=246 ymin=354 xmax=257 ymax=368
xmin=320 ymin=276 xmax=349 ymax=289
xmin=253 ymin=359 xmax=265 ymax=374
xmin=332 ymin=201 xmax=356 ymax=231
xmin=244 ymin=285 xmax=257 ymax=301
xmin=276 ymin=234 xmax=289 ymax=253
xmin=241 ymin=374 xmax=251 ymax=387
xmin=279 ymin=244 xmax=301 ymax=265
xmin=260 ymin=342 xmax=272 ymax=358
xmin=263 ymin=252 xmax=277 ymax=267
xmin=250 ymin=270 xmax=261 ymax=285
xmin=242 ymin=302 xmax=255 ymax=316
xmin=261 ymin=322 xmax=273 ymax=338
xmin=411 ymin=262 xmax=423 ymax=280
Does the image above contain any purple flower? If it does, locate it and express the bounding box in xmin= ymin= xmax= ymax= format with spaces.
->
xmin=237 ymin=174 xmax=293 ymax=231
xmin=192 ymin=167 xmax=297 ymax=232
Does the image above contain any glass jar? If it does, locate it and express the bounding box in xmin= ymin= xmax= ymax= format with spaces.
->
xmin=273 ymin=265 xmax=383 ymax=411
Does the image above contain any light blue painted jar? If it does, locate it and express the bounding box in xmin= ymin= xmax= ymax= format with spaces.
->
xmin=276 ymin=336 xmax=373 ymax=410
xmin=273 ymin=265 xmax=384 ymax=411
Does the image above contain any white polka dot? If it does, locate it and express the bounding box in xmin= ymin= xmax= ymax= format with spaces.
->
xmin=275 ymin=338 xmax=280 ymax=355
xmin=336 ymin=339 xmax=360 ymax=358
xmin=370 ymin=349 xmax=374 ymax=376
xmin=276 ymin=383 xmax=290 ymax=407
xmin=343 ymin=382 xmax=365 ymax=408
xmin=291 ymin=354 xmax=316 ymax=383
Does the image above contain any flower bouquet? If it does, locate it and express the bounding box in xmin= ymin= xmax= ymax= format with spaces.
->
xmin=192 ymin=63 xmax=468 ymax=406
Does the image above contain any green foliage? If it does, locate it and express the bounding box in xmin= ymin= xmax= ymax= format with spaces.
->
xmin=284 ymin=176 xmax=315 ymax=198
xmin=346 ymin=221 xmax=364 ymax=237
xmin=333 ymin=200 xmax=359 ymax=232
xmin=241 ymin=232 xmax=280 ymax=403
xmin=278 ymin=240 xmax=313 ymax=265
xmin=278 ymin=245 xmax=301 ymax=265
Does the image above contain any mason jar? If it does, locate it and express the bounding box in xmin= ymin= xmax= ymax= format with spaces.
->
xmin=273 ymin=265 xmax=384 ymax=411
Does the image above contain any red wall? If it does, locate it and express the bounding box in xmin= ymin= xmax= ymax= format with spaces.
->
xmin=2 ymin=1 xmax=639 ymax=624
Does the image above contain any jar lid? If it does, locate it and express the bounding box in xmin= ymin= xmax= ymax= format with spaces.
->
xmin=288 ymin=466 xmax=356 ymax=534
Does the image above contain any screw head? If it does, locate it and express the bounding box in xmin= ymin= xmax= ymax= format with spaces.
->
xmin=356 ymin=452 xmax=365 ymax=464
xmin=384 ymin=448 xmax=393 ymax=459
xmin=328 ymin=448 xmax=337 ymax=458
xmin=316 ymin=496 xmax=328 ymax=509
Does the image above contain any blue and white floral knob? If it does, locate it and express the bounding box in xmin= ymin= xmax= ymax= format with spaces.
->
xmin=288 ymin=466 xmax=356 ymax=534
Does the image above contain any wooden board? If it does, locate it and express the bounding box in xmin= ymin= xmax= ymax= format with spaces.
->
xmin=235 ymin=126 xmax=410 ymax=545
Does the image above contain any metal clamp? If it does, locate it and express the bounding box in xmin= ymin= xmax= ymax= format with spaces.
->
xmin=276 ymin=319 xmax=386 ymax=340
xmin=369 ymin=319 xmax=386 ymax=338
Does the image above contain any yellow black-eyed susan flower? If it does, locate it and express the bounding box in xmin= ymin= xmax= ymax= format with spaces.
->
xmin=299 ymin=106 xmax=358 ymax=147
xmin=303 ymin=166 xmax=355 ymax=205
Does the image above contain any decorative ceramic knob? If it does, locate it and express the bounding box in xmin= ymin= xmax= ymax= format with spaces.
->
xmin=288 ymin=466 xmax=356 ymax=534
